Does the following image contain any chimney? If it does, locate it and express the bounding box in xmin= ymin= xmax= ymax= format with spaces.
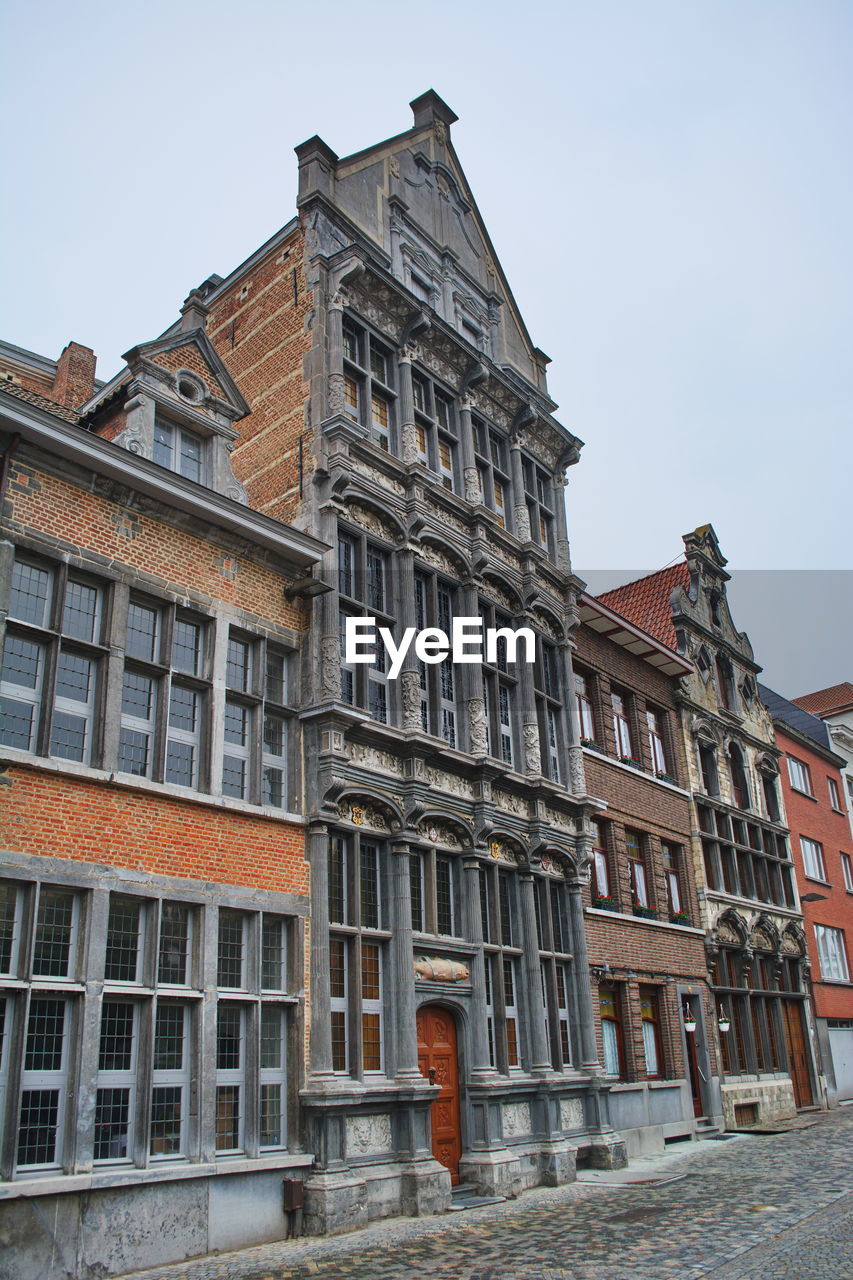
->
xmin=52 ymin=342 xmax=96 ymax=408
xmin=410 ymin=90 xmax=458 ymax=135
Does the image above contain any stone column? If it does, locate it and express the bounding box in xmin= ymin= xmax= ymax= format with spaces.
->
xmin=325 ymin=287 xmax=347 ymax=420
xmin=458 ymin=393 xmax=482 ymax=505
xmin=560 ymin=642 xmax=588 ymax=796
xmin=397 ymin=342 xmax=420 ymax=464
xmin=509 ymin=442 xmax=531 ymax=542
xmin=553 ymin=472 xmax=571 ymax=574
xmin=519 ymin=873 xmax=552 ymax=1072
xmin=395 ymin=549 xmax=422 ymax=732
xmin=463 ymin=855 xmax=493 ymax=1076
xmin=390 ymin=839 xmax=421 ymax=1080
xmin=308 ymin=821 xmax=334 ymax=1079
xmin=567 ymin=877 xmax=599 ymax=1068
xmin=517 ymin=639 xmax=542 ymax=778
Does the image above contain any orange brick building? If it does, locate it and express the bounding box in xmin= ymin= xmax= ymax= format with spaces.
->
xmin=0 ymin=315 xmax=326 ymax=1273
xmin=761 ymin=684 xmax=853 ymax=1103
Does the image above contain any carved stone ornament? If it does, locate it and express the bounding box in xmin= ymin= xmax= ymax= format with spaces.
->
xmin=523 ymin=722 xmax=542 ymax=775
xmin=567 ymin=746 xmax=587 ymax=794
xmin=424 ymin=499 xmax=468 ymax=535
xmin=489 ymin=840 xmax=521 ymax=865
xmin=781 ymin=931 xmax=803 ymax=957
xmin=532 ymin=608 xmax=563 ymax=643
xmin=328 ymin=372 xmax=346 ymax=416
xmin=749 ymin=928 xmax=774 ymax=952
xmin=716 ymin=919 xmax=742 ymax=946
xmin=345 ymin=1113 xmax=392 ymax=1157
xmin=493 ymin=788 xmax=528 ymax=817
xmin=347 ymin=743 xmax=405 ymax=776
xmin=468 ymin=698 xmax=488 ymax=754
xmin=418 ymin=819 xmax=465 ymax=849
xmin=544 ymin=807 xmax=574 ymax=832
xmin=320 ymin=636 xmax=341 ymax=699
xmin=560 ymin=1098 xmax=583 ymax=1131
xmin=352 ymin=458 xmax=406 ymax=496
xmin=418 ymin=541 xmax=464 ymax=578
xmin=479 ymin=577 xmax=520 ymax=615
xmin=414 ymin=956 xmax=469 ymax=983
xmin=401 ymin=670 xmax=423 ymax=731
xmin=345 ymin=502 xmax=398 ymax=542
xmin=389 ymin=155 xmax=401 ymax=180
xmin=463 ymin=466 xmax=482 ymax=504
xmin=434 ymin=119 xmax=447 ymax=146
xmin=338 ymin=799 xmax=392 ymax=831
xmin=502 ymin=1102 xmax=532 ymax=1138
xmin=514 ymin=505 xmax=532 ymax=543
xmin=427 ymin=767 xmax=475 ymax=800
xmin=401 ymin=421 xmax=420 ymax=465
xmin=400 ymin=340 xmax=421 ymax=364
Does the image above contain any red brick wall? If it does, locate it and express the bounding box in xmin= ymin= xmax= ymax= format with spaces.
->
xmin=777 ymin=725 xmax=853 ymax=1020
xmin=3 ymin=460 xmax=306 ymax=629
xmin=1 ymin=765 xmax=307 ymax=895
xmin=206 ymin=227 xmax=313 ymax=524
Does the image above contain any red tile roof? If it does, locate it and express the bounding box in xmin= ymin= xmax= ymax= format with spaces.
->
xmin=596 ymin=562 xmax=690 ymax=649
xmin=792 ymin=682 xmax=853 ymax=717
xmin=0 ymin=378 xmax=81 ymax=425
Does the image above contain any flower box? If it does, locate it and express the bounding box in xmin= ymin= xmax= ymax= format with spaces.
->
xmin=670 ymin=911 xmax=692 ymax=926
xmin=619 ymin=755 xmax=645 ymax=771
xmin=581 ymin=738 xmax=605 ymax=753
xmin=592 ymin=895 xmax=618 ymax=911
xmin=632 ymin=904 xmax=657 ymax=920
xmin=656 ymin=771 xmax=678 ymax=785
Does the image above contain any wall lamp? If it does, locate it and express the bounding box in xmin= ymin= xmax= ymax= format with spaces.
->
xmin=285 ymin=575 xmax=332 ymax=600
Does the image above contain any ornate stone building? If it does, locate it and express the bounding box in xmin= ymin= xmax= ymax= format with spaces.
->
xmin=600 ymin=526 xmax=821 ymax=1127
xmin=192 ymin=91 xmax=627 ymax=1229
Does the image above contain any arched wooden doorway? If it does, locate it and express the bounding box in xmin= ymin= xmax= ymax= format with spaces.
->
xmin=416 ymin=1004 xmax=462 ymax=1183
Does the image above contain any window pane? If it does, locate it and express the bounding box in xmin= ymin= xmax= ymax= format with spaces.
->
xmin=26 ymin=998 xmax=66 ymax=1070
xmin=226 ymin=637 xmax=251 ymax=691
xmin=216 ymin=1005 xmax=243 ymax=1069
xmin=94 ymin=1088 xmax=131 ymax=1161
xmin=215 ymin=1085 xmax=241 ymax=1151
xmin=262 ymin=918 xmax=285 ymax=990
xmin=153 ymin=1005 xmax=186 ymax=1070
xmin=360 ymin=844 xmax=379 ymax=929
xmin=99 ymin=1003 xmax=135 ymax=1071
xmin=105 ymin=897 xmax=141 ymax=982
xmin=173 ymin=618 xmax=202 ymax=675
xmin=260 ymin=1005 xmax=283 ymax=1069
xmin=10 ymin=560 xmax=52 ymax=626
xmin=0 ymin=883 xmax=17 ymax=972
xmin=602 ymin=1020 xmax=620 ymax=1076
xmin=169 ymin=684 xmax=198 ymax=730
xmin=17 ymin=1090 xmax=60 ymax=1167
xmin=62 ymin=581 xmax=99 ymax=642
xmin=260 ymin=1084 xmax=283 ymax=1148
xmin=158 ymin=903 xmax=190 ymax=984
xmin=265 ymin=650 xmax=286 ymax=703
xmin=217 ymin=911 xmax=245 ymax=987
xmin=118 ymin=727 xmax=150 ymax=776
xmin=33 ymin=889 xmax=75 ymax=977
xmin=150 ymin=1086 xmax=183 ymax=1156
xmin=436 ymin=857 xmax=453 ymax=936
xmin=178 ymin=430 xmax=202 ymax=483
xmin=126 ymin=602 xmax=159 ymax=662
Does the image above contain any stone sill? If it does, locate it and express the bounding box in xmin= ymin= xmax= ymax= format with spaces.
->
xmin=609 ymin=1079 xmax=687 ymax=1092
xmin=0 ymin=1151 xmax=315 ymax=1200
xmin=0 ymin=749 xmax=304 ymax=827
xmin=703 ymin=890 xmax=802 ymax=919
xmin=584 ymin=908 xmax=705 ymax=937
xmin=581 ymin=748 xmax=690 ymax=797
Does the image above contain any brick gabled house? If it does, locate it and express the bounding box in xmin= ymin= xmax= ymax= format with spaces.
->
xmin=761 ymin=684 xmax=853 ymax=1104
xmin=0 ymin=321 xmax=326 ymax=1273
xmin=575 ymin=591 xmax=724 ymax=1151
xmin=599 ymin=525 xmax=821 ymax=1127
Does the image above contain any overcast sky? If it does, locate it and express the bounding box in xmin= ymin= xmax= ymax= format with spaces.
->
xmin=1 ymin=2 xmax=850 ymax=684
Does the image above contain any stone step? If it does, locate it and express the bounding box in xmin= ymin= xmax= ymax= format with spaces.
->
xmin=449 ymin=1187 xmax=507 ymax=1211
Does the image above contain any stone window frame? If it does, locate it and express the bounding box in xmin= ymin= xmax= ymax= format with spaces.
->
xmin=479 ymin=862 xmax=524 ymax=1072
xmin=0 ymin=544 xmax=301 ymax=814
xmin=410 ymin=365 xmax=459 ymax=492
xmin=521 ymin=454 xmax=555 ymax=555
xmin=414 ymin=568 xmax=461 ymax=749
xmin=338 ymin=523 xmax=394 ymax=726
xmin=533 ymin=874 xmax=577 ymax=1071
xmin=1 ymin=554 xmax=109 ymax=768
xmin=0 ymin=869 xmax=302 ymax=1180
xmin=409 ymin=848 xmax=459 ymax=940
xmin=327 ymin=831 xmax=391 ymax=1080
xmin=341 ymin=313 xmax=397 ymax=453
xmin=532 ymin=631 xmax=566 ymax=784
xmin=153 ymin=413 xmax=207 ymax=485
xmin=477 ymin=595 xmax=520 ymax=768
xmin=697 ymin=802 xmax=796 ymax=909
xmin=472 ymin=415 xmax=512 ymax=530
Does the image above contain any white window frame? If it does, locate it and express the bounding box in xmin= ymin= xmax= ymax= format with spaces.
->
xmin=150 ymin=1000 xmax=192 ymax=1160
xmin=815 ymin=925 xmax=850 ymax=982
xmin=18 ymin=995 xmax=74 ymax=1170
xmin=787 ymin=755 xmax=813 ymax=795
xmin=800 ymin=836 xmax=827 ymax=882
xmin=94 ymin=999 xmax=140 ymax=1164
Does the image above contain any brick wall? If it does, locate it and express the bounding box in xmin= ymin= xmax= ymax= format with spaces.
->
xmin=206 ymin=227 xmax=314 ymax=524
xmin=777 ymin=725 xmax=853 ymax=1021
xmin=1 ymin=764 xmax=307 ymax=895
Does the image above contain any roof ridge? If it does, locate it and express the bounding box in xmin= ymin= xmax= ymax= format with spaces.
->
xmin=597 ymin=559 xmax=687 ymax=600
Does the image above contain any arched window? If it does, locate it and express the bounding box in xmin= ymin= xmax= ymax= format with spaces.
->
xmin=728 ymin=743 xmax=752 ymax=811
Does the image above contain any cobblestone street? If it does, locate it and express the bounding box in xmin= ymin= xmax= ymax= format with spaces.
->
xmin=122 ymin=1108 xmax=852 ymax=1280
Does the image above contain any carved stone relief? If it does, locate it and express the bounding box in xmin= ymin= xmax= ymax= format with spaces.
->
xmin=344 ymin=502 xmax=399 ymax=542
xmin=463 ymin=466 xmax=482 ymax=504
xmin=351 ymin=458 xmax=406 ymax=496
xmin=560 ymin=1098 xmax=584 ymax=1131
xmin=345 ymin=1113 xmax=392 ymax=1157
xmin=400 ymin=670 xmax=422 ymax=732
xmin=427 ymin=768 xmax=475 ymax=800
xmin=338 ymin=799 xmax=392 ymax=831
xmin=493 ymin=789 xmax=529 ymax=817
xmin=418 ymin=819 xmax=466 ymax=849
xmin=418 ymin=541 xmax=465 ymax=577
xmin=523 ymin=723 xmax=542 ymax=775
xmin=347 ymin=743 xmax=405 ymax=776
xmin=514 ymin=505 xmax=532 ymax=543
xmin=320 ymin=636 xmax=341 ymax=700
xmin=502 ymin=1102 xmax=532 ymax=1138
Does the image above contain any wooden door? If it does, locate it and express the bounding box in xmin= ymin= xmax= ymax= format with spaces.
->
xmin=417 ymin=1004 xmax=462 ymax=1183
xmin=782 ymin=1000 xmax=813 ymax=1108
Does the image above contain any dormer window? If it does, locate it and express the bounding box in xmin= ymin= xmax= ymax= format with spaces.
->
xmin=153 ymin=416 xmax=204 ymax=484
